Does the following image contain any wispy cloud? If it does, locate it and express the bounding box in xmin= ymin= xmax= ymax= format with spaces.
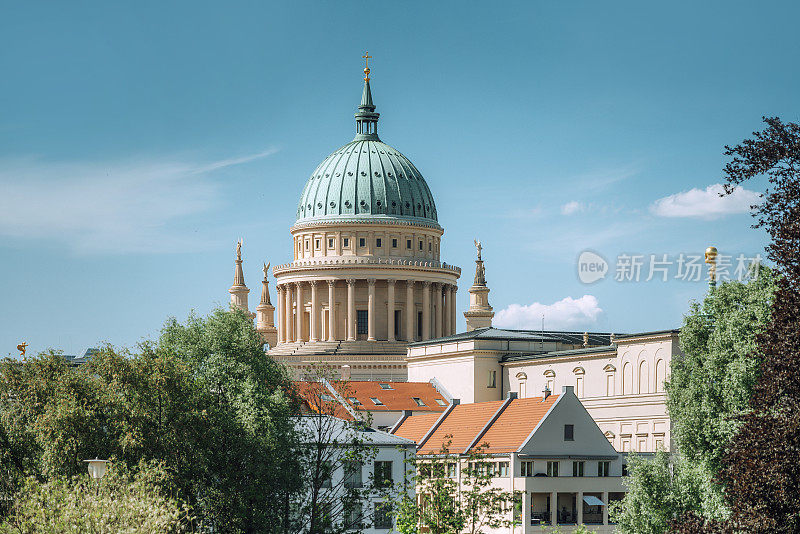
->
xmin=561 ymin=201 xmax=584 ymax=215
xmin=494 ymin=295 xmax=604 ymax=330
xmin=650 ymin=183 xmax=761 ymax=220
xmin=0 ymin=147 xmax=279 ymax=254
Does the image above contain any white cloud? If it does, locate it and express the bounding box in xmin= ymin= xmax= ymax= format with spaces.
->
xmin=561 ymin=201 xmax=584 ymax=215
xmin=650 ymin=183 xmax=761 ymax=220
xmin=494 ymin=295 xmax=603 ymax=330
xmin=0 ymin=147 xmax=279 ymax=254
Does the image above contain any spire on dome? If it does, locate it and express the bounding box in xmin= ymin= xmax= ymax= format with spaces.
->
xmin=354 ymin=52 xmax=380 ymax=141
xmin=230 ymin=239 xmax=250 ymax=313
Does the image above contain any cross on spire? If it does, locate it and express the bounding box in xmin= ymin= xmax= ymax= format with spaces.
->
xmin=362 ymin=51 xmax=372 ymax=81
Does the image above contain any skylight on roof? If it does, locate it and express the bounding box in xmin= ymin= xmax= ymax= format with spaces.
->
xmin=379 ymin=383 xmax=393 ymax=390
xmin=348 ymin=397 xmax=362 ymax=405
xmin=370 ymin=397 xmax=384 ymax=406
xmin=435 ymin=399 xmax=447 ymax=406
xmin=320 ymin=394 xmax=334 ymax=402
xmin=412 ymin=397 xmax=426 ymax=407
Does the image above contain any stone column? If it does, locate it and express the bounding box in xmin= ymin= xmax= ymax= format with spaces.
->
xmin=346 ymin=279 xmax=356 ymax=341
xmin=387 ymin=279 xmax=396 ymax=342
xmin=422 ymin=281 xmax=431 ymax=341
xmin=367 ymin=278 xmax=376 ymax=341
xmin=602 ymin=491 xmax=608 ymax=525
xmin=276 ymin=286 xmax=284 ymax=343
xmin=450 ymin=285 xmax=457 ymax=335
xmin=295 ymin=282 xmax=304 ymax=342
xmin=309 ymin=280 xmax=319 ymax=342
xmin=550 ymin=491 xmax=557 ymax=527
xmin=577 ymin=491 xmax=583 ymax=525
xmin=434 ymin=283 xmax=443 ymax=338
xmin=406 ymin=280 xmax=415 ymax=341
xmin=284 ymin=285 xmax=293 ymax=342
xmin=327 ymin=280 xmax=336 ymax=342
xmin=444 ymin=284 xmax=452 ymax=336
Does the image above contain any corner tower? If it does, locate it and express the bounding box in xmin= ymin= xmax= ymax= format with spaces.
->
xmin=270 ymin=57 xmax=461 ymax=380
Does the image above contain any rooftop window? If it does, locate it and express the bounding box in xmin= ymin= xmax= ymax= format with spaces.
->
xmin=412 ymin=397 xmax=426 ymax=407
xmin=348 ymin=397 xmax=362 ymax=406
xmin=370 ymin=397 xmax=384 ymax=406
xmin=435 ymin=399 xmax=447 ymax=406
xmin=379 ymin=383 xmax=393 ymax=390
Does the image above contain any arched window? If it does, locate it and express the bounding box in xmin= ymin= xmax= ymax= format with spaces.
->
xmin=544 ymin=370 xmax=555 ymax=394
xmin=573 ymin=367 xmax=585 ymax=398
xmin=622 ymin=362 xmax=632 ymax=395
xmin=655 ymin=359 xmax=666 ymax=392
xmin=603 ymin=364 xmax=616 ymax=396
xmin=516 ymin=372 xmax=528 ymax=398
xmin=638 ymin=360 xmax=649 ymax=394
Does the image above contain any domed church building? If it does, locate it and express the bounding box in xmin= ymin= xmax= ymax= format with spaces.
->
xmin=264 ymin=64 xmax=461 ymax=380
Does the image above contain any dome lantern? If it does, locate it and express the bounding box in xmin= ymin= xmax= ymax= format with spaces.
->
xmin=355 ymin=52 xmax=380 ymax=141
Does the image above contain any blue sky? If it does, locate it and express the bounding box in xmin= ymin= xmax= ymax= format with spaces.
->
xmin=1 ymin=1 xmax=797 ymax=356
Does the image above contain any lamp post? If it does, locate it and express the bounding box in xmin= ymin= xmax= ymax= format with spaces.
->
xmin=84 ymin=458 xmax=109 ymax=480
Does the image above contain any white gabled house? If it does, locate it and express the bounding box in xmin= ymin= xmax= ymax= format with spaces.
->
xmin=392 ymin=386 xmax=627 ymax=533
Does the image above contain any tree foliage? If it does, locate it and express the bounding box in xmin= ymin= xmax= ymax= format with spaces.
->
xmin=0 ymin=307 xmax=301 ymax=533
xmin=0 ymin=462 xmax=191 ymax=533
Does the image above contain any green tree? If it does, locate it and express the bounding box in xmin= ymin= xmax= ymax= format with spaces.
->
xmin=0 ymin=462 xmax=191 ymax=533
xmin=0 ymin=307 xmax=301 ymax=533
xmin=611 ymin=269 xmax=775 ymax=531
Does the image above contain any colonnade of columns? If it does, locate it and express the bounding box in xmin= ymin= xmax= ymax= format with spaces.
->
xmin=275 ymin=279 xmax=457 ymax=344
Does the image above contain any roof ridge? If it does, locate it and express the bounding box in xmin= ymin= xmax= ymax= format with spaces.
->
xmin=462 ymin=394 xmax=516 ymax=454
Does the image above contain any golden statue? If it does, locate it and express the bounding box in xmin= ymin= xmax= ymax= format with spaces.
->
xmin=16 ymin=342 xmax=27 ymax=357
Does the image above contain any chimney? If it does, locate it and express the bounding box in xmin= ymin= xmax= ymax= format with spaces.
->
xmin=340 ymin=365 xmax=351 ymax=381
xmin=542 ymin=385 xmax=551 ymax=400
xmin=507 ymin=391 xmax=518 ymax=400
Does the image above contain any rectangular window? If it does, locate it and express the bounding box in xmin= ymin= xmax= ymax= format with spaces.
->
xmin=598 ymin=461 xmax=610 ymax=477
xmin=407 ymin=239 xmax=412 ymax=249
xmin=394 ymin=309 xmax=401 ymax=337
xmin=521 ymin=461 xmax=535 ymax=477
xmin=359 ymin=237 xmax=366 ymax=247
xmin=417 ymin=311 xmax=423 ymax=339
xmin=392 ymin=238 xmax=398 ymax=248
xmin=376 ymin=238 xmax=382 ymax=248
xmin=328 ymin=238 xmax=334 ymax=248
xmin=428 ymin=242 xmax=432 ymax=251
xmin=419 ymin=241 xmax=423 ymax=250
xmin=375 ymin=461 xmax=393 ymax=488
xmin=348 ymin=397 xmax=362 ymax=406
xmin=435 ymin=398 xmax=447 ymax=406
xmin=564 ymin=424 xmax=574 ymax=441
xmin=315 ymin=239 xmax=320 ymax=249
xmin=412 ymin=397 xmax=426 ymax=407
xmin=379 ymin=383 xmax=393 ymax=390
xmin=487 ymin=370 xmax=497 ymax=388
xmin=305 ymin=241 xmax=309 ymax=250
xmin=546 ymin=461 xmax=559 ymax=477
xmin=370 ymin=397 xmax=384 ymax=406
xmin=345 ymin=501 xmax=363 ymax=529
xmin=573 ymin=461 xmax=584 ymax=477
xmin=374 ymin=501 xmax=393 ymax=529
xmin=447 ymin=463 xmax=457 ymax=478
xmin=320 ymin=461 xmax=332 ymax=488
xmin=621 ymin=464 xmax=629 ymax=477
xmin=344 ymin=460 xmax=363 ymax=488
xmin=498 ymin=461 xmax=509 ymax=477
xmin=343 ymin=237 xmax=350 ymax=247
xmin=357 ymin=309 xmax=368 ymax=334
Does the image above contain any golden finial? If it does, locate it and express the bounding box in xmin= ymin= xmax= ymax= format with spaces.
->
xmin=16 ymin=342 xmax=27 ymax=358
xmin=362 ymin=51 xmax=372 ymax=82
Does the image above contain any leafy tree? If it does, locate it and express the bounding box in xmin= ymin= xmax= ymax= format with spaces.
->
xmin=394 ymin=436 xmax=518 ymax=534
xmin=706 ymin=117 xmax=800 ymax=533
xmin=0 ymin=307 xmax=301 ymax=533
xmin=611 ymin=270 xmax=774 ymax=532
xmin=0 ymin=461 xmax=191 ymax=533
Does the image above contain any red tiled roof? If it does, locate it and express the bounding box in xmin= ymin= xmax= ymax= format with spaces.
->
xmin=328 ymin=381 xmax=449 ymax=413
xmin=395 ymin=395 xmax=560 ymax=454
xmin=393 ymin=412 xmax=442 ymax=443
xmin=293 ymin=381 xmax=354 ymax=420
xmin=474 ymin=395 xmax=559 ymax=453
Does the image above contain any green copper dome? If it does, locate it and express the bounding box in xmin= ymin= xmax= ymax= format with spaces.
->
xmin=295 ymin=80 xmax=439 ymax=227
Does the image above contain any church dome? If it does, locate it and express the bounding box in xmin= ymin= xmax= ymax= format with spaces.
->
xmin=295 ymin=79 xmax=439 ymax=227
